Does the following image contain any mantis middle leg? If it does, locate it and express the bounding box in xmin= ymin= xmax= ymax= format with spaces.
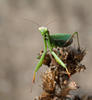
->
xmin=51 ymin=51 xmax=70 ymax=77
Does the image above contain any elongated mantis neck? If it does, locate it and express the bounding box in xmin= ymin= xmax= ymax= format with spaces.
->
xmin=43 ymin=36 xmax=47 ymax=52
xmin=46 ymin=31 xmax=53 ymax=51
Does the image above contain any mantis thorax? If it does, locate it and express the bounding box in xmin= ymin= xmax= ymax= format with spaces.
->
xmin=38 ymin=26 xmax=50 ymax=40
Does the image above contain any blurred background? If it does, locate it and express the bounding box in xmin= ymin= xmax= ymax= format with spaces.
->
xmin=0 ymin=0 xmax=92 ymax=100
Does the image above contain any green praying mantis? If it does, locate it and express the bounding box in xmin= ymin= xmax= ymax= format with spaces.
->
xmin=32 ymin=26 xmax=80 ymax=83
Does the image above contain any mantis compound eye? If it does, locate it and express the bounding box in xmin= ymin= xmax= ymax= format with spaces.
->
xmin=38 ymin=27 xmax=48 ymax=35
xmin=45 ymin=34 xmax=47 ymax=37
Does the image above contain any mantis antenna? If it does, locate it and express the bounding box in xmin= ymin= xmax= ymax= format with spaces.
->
xmin=24 ymin=17 xmax=58 ymax=28
xmin=24 ymin=18 xmax=41 ymax=27
xmin=46 ymin=18 xmax=57 ymax=26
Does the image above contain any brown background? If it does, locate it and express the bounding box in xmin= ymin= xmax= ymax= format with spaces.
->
xmin=0 ymin=0 xmax=92 ymax=100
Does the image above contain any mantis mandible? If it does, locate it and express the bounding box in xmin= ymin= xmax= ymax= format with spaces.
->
xmin=32 ymin=27 xmax=80 ymax=83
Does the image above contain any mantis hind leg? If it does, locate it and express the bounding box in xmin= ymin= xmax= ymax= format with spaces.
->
xmin=51 ymin=51 xmax=70 ymax=77
xmin=64 ymin=32 xmax=80 ymax=50
xmin=72 ymin=32 xmax=80 ymax=50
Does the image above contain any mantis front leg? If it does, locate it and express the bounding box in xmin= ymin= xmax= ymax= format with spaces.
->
xmin=47 ymin=36 xmax=70 ymax=77
xmin=32 ymin=51 xmax=47 ymax=83
xmin=51 ymin=51 xmax=70 ymax=77
xmin=32 ymin=38 xmax=47 ymax=83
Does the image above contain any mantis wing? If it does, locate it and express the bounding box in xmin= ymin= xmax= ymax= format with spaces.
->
xmin=50 ymin=33 xmax=72 ymax=47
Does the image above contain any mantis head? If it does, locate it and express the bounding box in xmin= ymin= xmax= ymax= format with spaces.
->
xmin=38 ymin=27 xmax=48 ymax=36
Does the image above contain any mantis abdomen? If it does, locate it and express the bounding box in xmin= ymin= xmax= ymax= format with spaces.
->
xmin=50 ymin=33 xmax=73 ymax=47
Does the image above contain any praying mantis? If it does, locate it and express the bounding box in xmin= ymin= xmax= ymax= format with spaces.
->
xmin=32 ymin=26 xmax=80 ymax=83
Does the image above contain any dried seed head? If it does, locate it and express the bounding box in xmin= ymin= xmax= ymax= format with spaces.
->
xmin=42 ymin=68 xmax=56 ymax=93
xmin=36 ymin=46 xmax=86 ymax=100
xmin=68 ymin=81 xmax=79 ymax=90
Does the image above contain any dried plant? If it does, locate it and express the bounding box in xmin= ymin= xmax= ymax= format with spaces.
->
xmin=34 ymin=46 xmax=86 ymax=100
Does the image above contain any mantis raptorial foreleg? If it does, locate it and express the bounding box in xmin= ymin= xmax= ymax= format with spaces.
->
xmin=51 ymin=51 xmax=70 ymax=77
xmin=47 ymin=35 xmax=70 ymax=77
xmin=32 ymin=38 xmax=47 ymax=83
xmin=32 ymin=51 xmax=47 ymax=83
